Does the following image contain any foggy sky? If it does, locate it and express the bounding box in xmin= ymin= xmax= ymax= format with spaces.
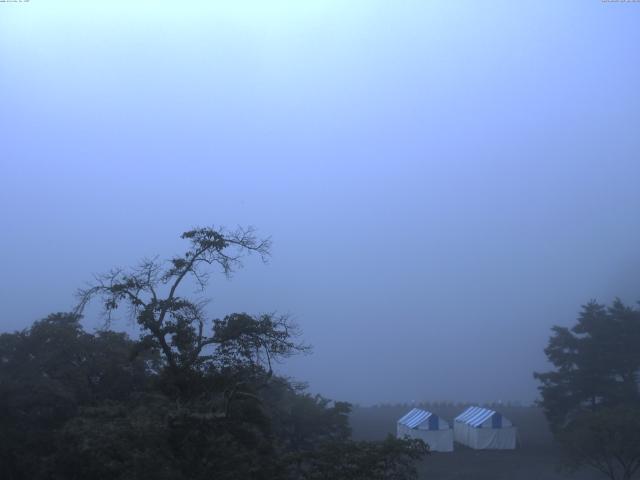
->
xmin=1 ymin=1 xmax=639 ymax=405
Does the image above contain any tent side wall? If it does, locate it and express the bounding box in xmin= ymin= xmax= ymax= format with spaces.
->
xmin=397 ymin=423 xmax=411 ymax=438
xmin=471 ymin=427 xmax=516 ymax=449
xmin=455 ymin=424 xmax=517 ymax=450
xmin=453 ymin=421 xmax=471 ymax=447
xmin=398 ymin=425 xmax=454 ymax=452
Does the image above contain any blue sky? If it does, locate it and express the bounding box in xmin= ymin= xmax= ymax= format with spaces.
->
xmin=1 ymin=1 xmax=639 ymax=404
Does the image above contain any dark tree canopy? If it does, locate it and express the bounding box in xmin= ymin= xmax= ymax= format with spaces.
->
xmin=0 ymin=313 xmax=156 ymax=480
xmin=558 ymin=406 xmax=640 ymax=480
xmin=535 ymin=299 xmax=640 ymax=480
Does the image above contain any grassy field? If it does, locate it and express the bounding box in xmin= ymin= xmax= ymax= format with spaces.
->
xmin=349 ymin=403 xmax=602 ymax=480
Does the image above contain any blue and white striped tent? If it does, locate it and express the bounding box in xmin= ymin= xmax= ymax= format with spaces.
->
xmin=396 ymin=408 xmax=453 ymax=452
xmin=453 ymin=406 xmax=516 ymax=450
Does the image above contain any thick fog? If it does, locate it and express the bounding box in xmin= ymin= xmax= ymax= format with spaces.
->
xmin=1 ymin=1 xmax=639 ymax=405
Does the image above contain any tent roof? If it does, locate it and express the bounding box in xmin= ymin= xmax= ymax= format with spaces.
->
xmin=454 ymin=406 xmax=504 ymax=427
xmin=397 ymin=408 xmax=435 ymax=429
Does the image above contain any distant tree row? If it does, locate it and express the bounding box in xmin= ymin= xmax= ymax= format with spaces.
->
xmin=0 ymin=226 xmax=427 ymax=480
xmin=368 ymin=400 xmax=528 ymax=410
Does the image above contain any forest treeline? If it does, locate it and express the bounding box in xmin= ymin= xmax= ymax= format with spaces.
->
xmin=0 ymin=312 xmax=427 ymax=480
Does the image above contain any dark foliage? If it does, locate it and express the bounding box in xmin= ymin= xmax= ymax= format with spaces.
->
xmin=0 ymin=313 xmax=156 ymax=480
xmin=291 ymin=435 xmax=429 ymax=480
xmin=557 ymin=406 xmax=640 ymax=480
xmin=535 ymin=299 xmax=640 ymax=480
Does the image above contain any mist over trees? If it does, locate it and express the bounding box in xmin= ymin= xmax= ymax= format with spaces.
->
xmin=1 ymin=226 xmax=638 ymax=480
xmin=0 ymin=226 xmax=428 ymax=480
